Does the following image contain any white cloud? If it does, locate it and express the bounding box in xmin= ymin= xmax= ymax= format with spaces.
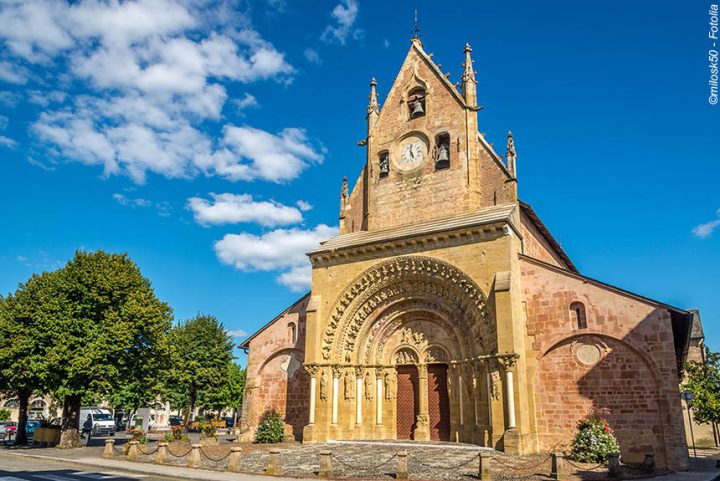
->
xmin=214 ymin=224 xmax=337 ymax=291
xmin=304 ymin=48 xmax=321 ymax=64
xmin=0 ymin=135 xmax=16 ymax=148
xmin=211 ymin=126 xmax=324 ymax=183
xmin=0 ymin=61 xmax=28 ymax=84
xmin=296 ymin=200 xmax=312 ymax=211
xmin=321 ymin=0 xmax=362 ymax=45
xmin=187 ymin=193 xmax=304 ymax=227
xmin=383 ymin=38 xmax=390 ymax=48
xmin=226 ymin=328 xmax=248 ymax=338
xmin=113 ymin=193 xmax=151 ymax=208
xmin=232 ymin=93 xmax=258 ymax=110
xmin=0 ymin=0 xmax=313 ymax=185
xmin=0 ymin=115 xmax=8 ymax=130
xmin=692 ymin=209 xmax=720 ymax=238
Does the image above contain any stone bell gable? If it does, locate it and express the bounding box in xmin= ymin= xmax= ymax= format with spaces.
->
xmin=340 ymin=39 xmax=517 ymax=235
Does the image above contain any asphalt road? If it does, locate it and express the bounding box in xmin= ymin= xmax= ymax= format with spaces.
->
xmin=0 ymin=454 xmax=174 ymax=481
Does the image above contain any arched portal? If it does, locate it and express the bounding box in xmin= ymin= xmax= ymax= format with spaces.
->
xmin=312 ymin=256 xmax=493 ymax=443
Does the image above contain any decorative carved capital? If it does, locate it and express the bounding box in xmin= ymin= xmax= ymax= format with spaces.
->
xmin=331 ymin=365 xmax=344 ymax=377
xmin=304 ymin=364 xmax=319 ymax=377
xmin=497 ymin=353 xmax=520 ymax=370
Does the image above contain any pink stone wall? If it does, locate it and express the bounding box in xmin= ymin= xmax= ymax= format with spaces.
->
xmin=521 ymin=258 xmax=689 ymax=470
xmin=240 ymin=296 xmax=309 ymax=440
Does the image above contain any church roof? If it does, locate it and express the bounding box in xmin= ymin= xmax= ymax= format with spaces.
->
xmin=238 ymin=292 xmax=309 ymax=350
xmin=519 ymin=201 xmax=578 ymax=273
xmin=310 ymin=203 xmax=518 ymax=255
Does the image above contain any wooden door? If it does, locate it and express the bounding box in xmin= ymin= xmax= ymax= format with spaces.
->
xmin=395 ymin=365 xmax=418 ymax=439
xmin=428 ymin=364 xmax=450 ymax=441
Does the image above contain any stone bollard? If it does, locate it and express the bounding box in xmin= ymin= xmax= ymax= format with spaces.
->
xmin=227 ymin=447 xmax=243 ymax=473
xmin=608 ymin=452 xmax=621 ymax=478
xmin=155 ymin=442 xmax=168 ymax=464
xmin=642 ymin=454 xmax=655 ymax=473
xmin=102 ymin=439 xmax=115 ymax=459
xmin=266 ymin=449 xmax=281 ymax=475
xmin=396 ymin=451 xmax=409 ymax=480
xmin=188 ymin=444 xmax=202 ymax=468
xmin=479 ymin=452 xmax=492 ymax=481
xmin=127 ymin=441 xmax=139 ymax=461
xmin=550 ymin=453 xmax=565 ymax=480
xmin=319 ymin=450 xmax=333 ymax=477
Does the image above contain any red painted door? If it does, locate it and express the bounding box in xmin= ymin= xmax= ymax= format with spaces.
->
xmin=428 ymin=364 xmax=450 ymax=441
xmin=396 ymin=365 xmax=418 ymax=439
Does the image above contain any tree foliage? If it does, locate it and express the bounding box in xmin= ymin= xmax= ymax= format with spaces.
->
xmin=0 ymin=272 xmax=61 ymax=444
xmin=165 ymin=314 xmax=234 ymax=427
xmin=683 ymin=348 xmax=720 ymax=425
xmin=0 ymin=250 xmax=172 ymax=447
xmin=571 ymin=412 xmax=620 ymax=463
xmin=254 ymin=411 xmax=285 ymax=444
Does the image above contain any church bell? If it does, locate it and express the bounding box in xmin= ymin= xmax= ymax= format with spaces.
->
xmin=437 ymin=144 xmax=449 ymax=161
xmin=411 ymin=99 xmax=424 ymax=117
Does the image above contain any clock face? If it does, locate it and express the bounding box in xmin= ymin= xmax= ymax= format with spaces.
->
xmin=400 ymin=141 xmax=425 ymax=169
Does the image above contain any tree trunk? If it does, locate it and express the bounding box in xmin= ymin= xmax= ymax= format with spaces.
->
xmin=59 ymin=394 xmax=82 ymax=449
xmin=183 ymin=385 xmax=196 ymax=431
xmin=14 ymin=389 xmax=31 ymax=445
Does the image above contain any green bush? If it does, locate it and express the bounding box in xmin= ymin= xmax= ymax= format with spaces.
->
xmin=571 ymin=413 xmax=620 ymax=463
xmin=163 ymin=433 xmax=174 ymax=443
xmin=0 ymin=409 xmax=10 ymax=422
xmin=254 ymin=411 xmax=284 ymax=444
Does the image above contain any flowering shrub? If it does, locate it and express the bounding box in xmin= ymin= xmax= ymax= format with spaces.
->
xmin=254 ymin=411 xmax=284 ymax=444
xmin=571 ymin=413 xmax=620 ymax=463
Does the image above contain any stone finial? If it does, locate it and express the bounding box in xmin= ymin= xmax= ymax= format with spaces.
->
xmin=461 ymin=43 xmax=477 ymax=107
xmin=339 ymin=176 xmax=349 ymax=216
xmin=367 ymin=77 xmax=379 ymax=115
xmin=506 ymin=131 xmax=517 ymax=177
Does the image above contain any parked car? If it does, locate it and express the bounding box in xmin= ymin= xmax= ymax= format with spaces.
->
xmin=1 ymin=422 xmax=17 ymax=436
xmin=26 ymin=420 xmax=41 ymax=438
xmin=168 ymin=415 xmax=182 ymax=427
xmin=126 ymin=413 xmax=155 ymax=431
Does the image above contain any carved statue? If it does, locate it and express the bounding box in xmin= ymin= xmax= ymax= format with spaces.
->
xmin=344 ymin=371 xmax=355 ymax=400
xmin=490 ymin=370 xmax=501 ymax=401
xmin=364 ymin=372 xmax=374 ymax=401
xmin=320 ymin=370 xmax=328 ymax=401
xmin=385 ymin=373 xmax=396 ymax=400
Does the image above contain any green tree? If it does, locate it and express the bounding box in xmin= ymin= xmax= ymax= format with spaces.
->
xmin=0 ymin=408 xmax=10 ymax=421
xmin=683 ymin=348 xmax=720 ymax=425
xmin=0 ymin=272 xmax=59 ymax=444
xmin=165 ymin=315 xmax=234 ymax=429
xmin=222 ymin=363 xmax=246 ymax=427
xmin=47 ymin=250 xmax=173 ymax=448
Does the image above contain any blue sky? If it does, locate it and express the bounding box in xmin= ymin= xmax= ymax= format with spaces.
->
xmin=0 ymin=0 xmax=718 ymax=364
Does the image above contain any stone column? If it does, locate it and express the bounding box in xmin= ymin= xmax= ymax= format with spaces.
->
xmin=414 ymin=363 xmax=430 ymax=441
xmin=305 ymin=365 xmax=319 ymax=424
xmin=473 ymin=366 xmax=480 ymax=427
xmin=458 ymin=370 xmax=464 ymax=427
xmin=355 ymin=367 xmax=363 ymax=425
xmin=332 ymin=366 xmax=341 ymax=425
xmin=498 ymin=356 xmax=518 ymax=430
xmin=376 ymin=368 xmax=384 ymax=425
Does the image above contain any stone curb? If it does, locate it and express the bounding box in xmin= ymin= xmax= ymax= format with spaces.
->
xmin=0 ymin=451 xmax=316 ymax=481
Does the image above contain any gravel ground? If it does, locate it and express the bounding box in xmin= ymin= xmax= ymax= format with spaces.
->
xmin=127 ymin=439 xmax=640 ymax=480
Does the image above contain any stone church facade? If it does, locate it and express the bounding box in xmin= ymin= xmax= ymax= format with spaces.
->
xmin=240 ymin=37 xmax=694 ymax=470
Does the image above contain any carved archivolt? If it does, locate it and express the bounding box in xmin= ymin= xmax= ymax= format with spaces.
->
xmin=395 ymin=348 xmax=419 ymax=365
xmin=322 ymin=256 xmax=491 ymax=363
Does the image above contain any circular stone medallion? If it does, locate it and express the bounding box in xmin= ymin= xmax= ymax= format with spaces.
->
xmin=576 ymin=343 xmax=601 ymax=365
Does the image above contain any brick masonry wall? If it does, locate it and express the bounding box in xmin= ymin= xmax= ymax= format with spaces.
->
xmin=240 ymin=297 xmax=310 ymax=441
xmin=521 ymin=258 xmax=689 ymax=470
xmin=520 ymin=212 xmax=566 ymax=269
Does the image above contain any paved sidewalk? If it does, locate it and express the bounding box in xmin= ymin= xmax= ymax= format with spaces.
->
xmin=2 ymin=445 xmax=719 ymax=481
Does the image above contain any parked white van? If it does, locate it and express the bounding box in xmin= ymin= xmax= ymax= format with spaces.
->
xmin=80 ymin=407 xmax=115 ymax=437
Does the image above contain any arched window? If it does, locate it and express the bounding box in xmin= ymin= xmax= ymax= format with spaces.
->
xmin=3 ymin=399 xmax=19 ymax=409
xmin=434 ymin=133 xmax=450 ymax=170
xmin=408 ymin=88 xmax=426 ymax=119
xmin=378 ymin=151 xmax=389 ymax=178
xmin=288 ymin=322 xmax=297 ymax=344
xmin=570 ymin=302 xmax=587 ymax=329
